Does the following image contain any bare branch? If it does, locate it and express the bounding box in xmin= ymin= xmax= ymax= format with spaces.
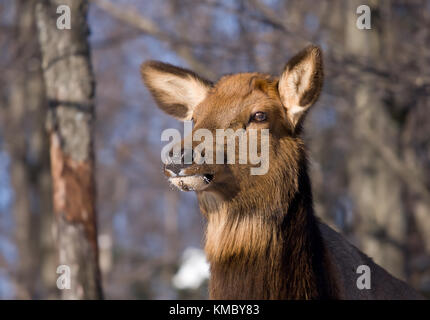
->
xmin=358 ymin=123 xmax=430 ymax=208
xmin=91 ymin=0 xmax=216 ymax=79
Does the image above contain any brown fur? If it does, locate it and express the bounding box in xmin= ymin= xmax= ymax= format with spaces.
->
xmin=140 ymin=45 xmax=423 ymax=300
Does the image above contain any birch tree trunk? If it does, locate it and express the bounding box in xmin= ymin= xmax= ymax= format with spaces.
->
xmin=35 ymin=0 xmax=103 ymax=299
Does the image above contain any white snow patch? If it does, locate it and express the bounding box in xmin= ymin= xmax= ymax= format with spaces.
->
xmin=172 ymin=247 xmax=210 ymax=290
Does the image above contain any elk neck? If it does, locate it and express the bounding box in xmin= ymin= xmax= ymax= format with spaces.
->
xmin=198 ymin=152 xmax=339 ymax=299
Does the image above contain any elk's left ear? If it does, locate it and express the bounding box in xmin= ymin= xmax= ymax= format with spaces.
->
xmin=278 ymin=45 xmax=323 ymax=128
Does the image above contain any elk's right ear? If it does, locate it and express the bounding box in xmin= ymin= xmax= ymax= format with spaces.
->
xmin=140 ymin=61 xmax=212 ymax=121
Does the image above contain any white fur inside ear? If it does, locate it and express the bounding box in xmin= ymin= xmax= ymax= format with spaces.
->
xmin=278 ymin=46 xmax=323 ymax=128
xmin=287 ymin=104 xmax=307 ymax=126
xmin=279 ymin=63 xmax=313 ymax=106
xmin=279 ymin=68 xmax=312 ymax=126
xmin=151 ymin=71 xmax=209 ymax=120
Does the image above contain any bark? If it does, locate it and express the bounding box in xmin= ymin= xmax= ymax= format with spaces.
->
xmin=35 ymin=0 xmax=103 ymax=299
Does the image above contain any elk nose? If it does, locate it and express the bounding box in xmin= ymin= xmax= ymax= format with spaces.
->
xmin=165 ymin=149 xmax=194 ymax=176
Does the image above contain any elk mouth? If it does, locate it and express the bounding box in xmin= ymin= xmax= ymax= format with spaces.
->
xmin=203 ymin=174 xmax=214 ymax=183
xmin=167 ymin=172 xmax=214 ymax=192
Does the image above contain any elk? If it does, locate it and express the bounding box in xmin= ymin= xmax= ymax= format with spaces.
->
xmin=140 ymin=45 xmax=423 ymax=299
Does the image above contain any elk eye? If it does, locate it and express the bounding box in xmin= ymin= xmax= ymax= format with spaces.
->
xmin=251 ymin=111 xmax=267 ymax=122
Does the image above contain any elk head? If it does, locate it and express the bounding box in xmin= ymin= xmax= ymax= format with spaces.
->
xmin=140 ymin=45 xmax=323 ymax=215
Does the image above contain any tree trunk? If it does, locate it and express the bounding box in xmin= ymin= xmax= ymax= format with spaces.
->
xmin=3 ymin=0 xmax=57 ymax=299
xmin=35 ymin=0 xmax=103 ymax=299
xmin=345 ymin=0 xmax=407 ymax=280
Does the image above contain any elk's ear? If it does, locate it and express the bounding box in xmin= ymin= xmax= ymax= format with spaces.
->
xmin=140 ymin=61 xmax=212 ymax=121
xmin=278 ymin=45 xmax=323 ymax=128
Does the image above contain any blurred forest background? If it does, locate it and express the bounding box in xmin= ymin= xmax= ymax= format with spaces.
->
xmin=0 ymin=0 xmax=429 ymax=299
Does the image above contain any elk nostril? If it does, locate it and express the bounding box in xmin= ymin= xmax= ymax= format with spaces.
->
xmin=203 ymin=174 xmax=213 ymax=184
xmin=165 ymin=162 xmax=181 ymax=176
